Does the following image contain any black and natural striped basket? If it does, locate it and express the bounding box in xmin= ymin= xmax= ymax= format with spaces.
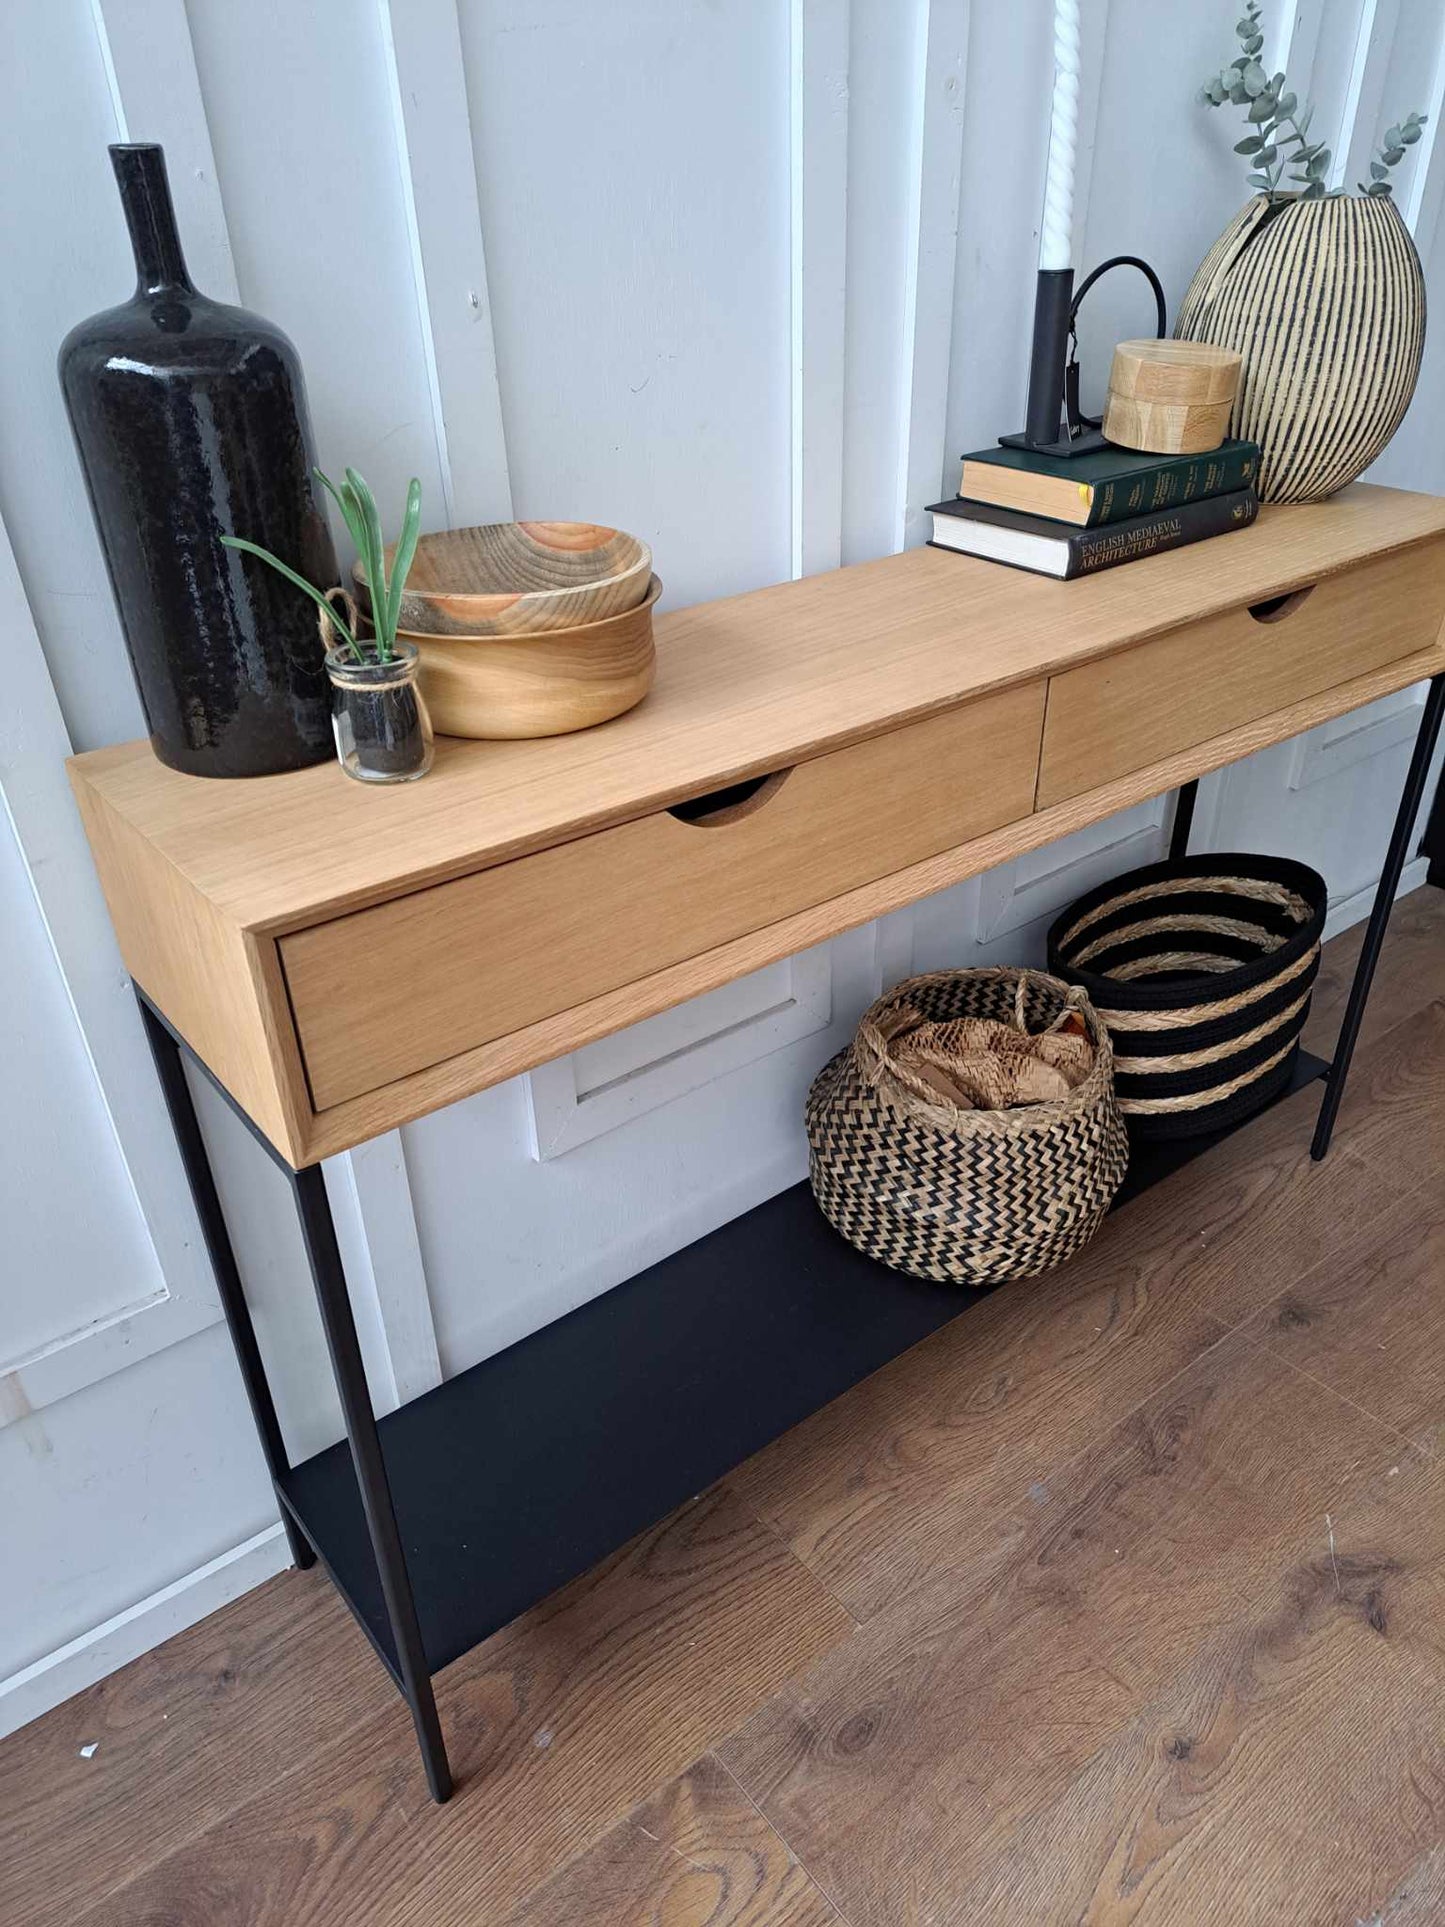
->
xmin=1047 ymin=853 xmax=1327 ymax=1142
xmin=805 ymin=967 xmax=1128 ymax=1289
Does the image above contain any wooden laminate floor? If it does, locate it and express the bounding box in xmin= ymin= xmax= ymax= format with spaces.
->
xmin=5 ymin=889 xmax=1445 ymax=1927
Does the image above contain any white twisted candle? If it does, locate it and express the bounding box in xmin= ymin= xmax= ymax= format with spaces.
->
xmin=1039 ymin=0 xmax=1080 ymax=271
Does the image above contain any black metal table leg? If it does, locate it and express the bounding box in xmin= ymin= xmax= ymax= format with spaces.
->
xmin=1169 ymin=778 xmax=1198 ymax=861
xmin=135 ymin=991 xmax=314 ymax=1572
xmin=135 ymin=986 xmax=453 ymax=1801
xmin=291 ymin=1165 xmax=453 ymax=1803
xmin=1424 ymin=747 xmax=1445 ymax=888
xmin=1312 ymin=672 xmax=1445 ymax=1161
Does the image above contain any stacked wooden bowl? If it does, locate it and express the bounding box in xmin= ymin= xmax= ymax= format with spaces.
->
xmin=354 ymin=521 xmax=657 ymax=739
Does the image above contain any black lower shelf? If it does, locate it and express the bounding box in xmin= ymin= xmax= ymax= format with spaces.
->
xmin=281 ymin=1183 xmax=976 ymax=1677
xmin=280 ymin=1045 xmax=1330 ymax=1683
xmin=1112 ymin=1047 xmax=1328 ymax=1207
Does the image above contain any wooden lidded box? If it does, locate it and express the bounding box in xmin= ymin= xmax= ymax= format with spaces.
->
xmin=1103 ymin=339 xmax=1242 ymax=456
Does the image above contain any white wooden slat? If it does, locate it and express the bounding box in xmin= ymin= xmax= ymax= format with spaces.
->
xmin=0 ymin=500 xmax=221 ymax=1422
xmin=375 ymin=0 xmax=513 ymax=529
xmin=1401 ymin=11 xmax=1445 ymax=241
xmin=1065 ymin=0 xmax=1110 ymax=270
xmin=1334 ymin=0 xmax=1403 ymax=192
xmin=87 ymin=0 xmax=239 ymax=302
xmin=790 ymin=0 xmax=850 ymax=577
xmin=325 ymin=1138 xmax=442 ymax=1410
xmin=894 ymin=0 xmax=970 ymax=553
xmin=1268 ymin=0 xmax=1309 ymax=80
xmin=1286 ymin=0 xmax=1372 ymax=181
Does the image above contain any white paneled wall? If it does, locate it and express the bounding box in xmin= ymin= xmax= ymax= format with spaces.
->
xmin=4 ymin=0 xmax=1445 ymax=1731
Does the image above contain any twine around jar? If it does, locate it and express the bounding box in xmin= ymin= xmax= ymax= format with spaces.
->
xmin=318 ymin=587 xmax=420 ymax=692
xmin=317 ymin=585 xmax=360 ymax=656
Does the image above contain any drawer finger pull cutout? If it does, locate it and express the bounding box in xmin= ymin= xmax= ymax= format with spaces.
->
xmin=1249 ymin=585 xmax=1316 ymax=624
xmin=667 ymin=768 xmax=793 ymax=826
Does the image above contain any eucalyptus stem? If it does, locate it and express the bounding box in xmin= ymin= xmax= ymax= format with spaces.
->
xmin=1200 ymin=2 xmax=1424 ymax=203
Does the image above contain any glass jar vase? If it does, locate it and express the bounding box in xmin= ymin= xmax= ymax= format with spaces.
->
xmin=325 ymin=641 xmax=433 ymax=783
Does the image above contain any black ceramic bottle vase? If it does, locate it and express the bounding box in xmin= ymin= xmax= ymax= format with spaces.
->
xmin=59 ymin=144 xmax=337 ymax=776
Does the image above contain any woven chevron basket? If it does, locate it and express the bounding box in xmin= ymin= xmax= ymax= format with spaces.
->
xmin=806 ymin=968 xmax=1128 ymax=1289
xmin=1176 ymin=193 xmax=1425 ymax=504
xmin=1047 ymin=854 xmax=1327 ymax=1143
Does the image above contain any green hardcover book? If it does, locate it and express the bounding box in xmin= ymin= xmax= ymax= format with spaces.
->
xmin=958 ymin=438 xmax=1259 ymax=529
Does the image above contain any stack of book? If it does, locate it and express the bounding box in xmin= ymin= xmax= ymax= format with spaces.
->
xmin=926 ymin=439 xmax=1260 ymax=580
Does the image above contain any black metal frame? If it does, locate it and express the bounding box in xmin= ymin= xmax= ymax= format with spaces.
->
xmin=136 ymin=992 xmax=453 ymax=1803
xmin=1424 ymin=732 xmax=1445 ymax=889
xmin=130 ymin=670 xmax=1444 ymax=1807
xmin=1310 ymin=672 xmax=1445 ymax=1158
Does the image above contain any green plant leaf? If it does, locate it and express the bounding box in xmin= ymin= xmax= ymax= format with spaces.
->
xmin=384 ymin=478 xmax=423 ymax=646
xmin=343 ymin=469 xmax=390 ymax=658
xmin=1243 ymin=59 xmax=1266 ymax=94
xmin=220 ymin=536 xmax=358 ymax=653
xmin=1247 ymin=171 xmax=1272 ymax=188
xmin=1248 ymin=92 xmax=1274 ymax=121
xmin=1235 ymin=134 xmax=1264 ymax=153
xmin=1277 ymin=91 xmax=1297 ymax=116
xmin=1371 ymin=159 xmax=1389 ymax=179
xmin=315 ymin=467 xmax=368 ymax=563
xmin=335 ymin=478 xmax=371 ymax=594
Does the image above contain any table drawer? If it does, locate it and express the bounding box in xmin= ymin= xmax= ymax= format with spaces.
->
xmin=1037 ymin=541 xmax=1445 ymax=807
xmin=280 ymin=682 xmax=1046 ymax=1109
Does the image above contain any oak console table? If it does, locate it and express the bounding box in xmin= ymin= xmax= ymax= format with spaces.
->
xmin=70 ymin=483 xmax=1445 ymax=1803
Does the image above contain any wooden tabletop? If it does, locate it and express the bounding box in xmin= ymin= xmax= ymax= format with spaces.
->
xmin=68 ymin=485 xmax=1445 ymax=935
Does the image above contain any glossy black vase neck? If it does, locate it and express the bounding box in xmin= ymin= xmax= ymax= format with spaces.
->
xmin=111 ymin=144 xmax=195 ymax=295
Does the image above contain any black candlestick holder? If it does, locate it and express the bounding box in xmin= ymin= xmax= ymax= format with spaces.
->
xmin=1000 ymin=256 xmax=1167 ymax=458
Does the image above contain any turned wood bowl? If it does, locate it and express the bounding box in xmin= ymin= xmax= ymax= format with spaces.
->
xmin=404 ymin=576 xmax=661 ymax=739
xmin=355 ymin=521 xmax=653 ymax=637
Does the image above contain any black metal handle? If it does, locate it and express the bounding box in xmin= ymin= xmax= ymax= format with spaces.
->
xmin=1065 ymin=255 xmax=1169 ymax=436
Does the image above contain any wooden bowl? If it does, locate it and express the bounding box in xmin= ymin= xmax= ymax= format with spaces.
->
xmin=405 ymin=576 xmax=660 ymax=739
xmin=355 ymin=521 xmax=652 ymax=637
xmin=1102 ymin=339 xmax=1242 ymax=455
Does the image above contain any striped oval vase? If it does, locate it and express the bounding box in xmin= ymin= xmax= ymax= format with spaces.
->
xmin=1175 ymin=194 xmax=1425 ymax=504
